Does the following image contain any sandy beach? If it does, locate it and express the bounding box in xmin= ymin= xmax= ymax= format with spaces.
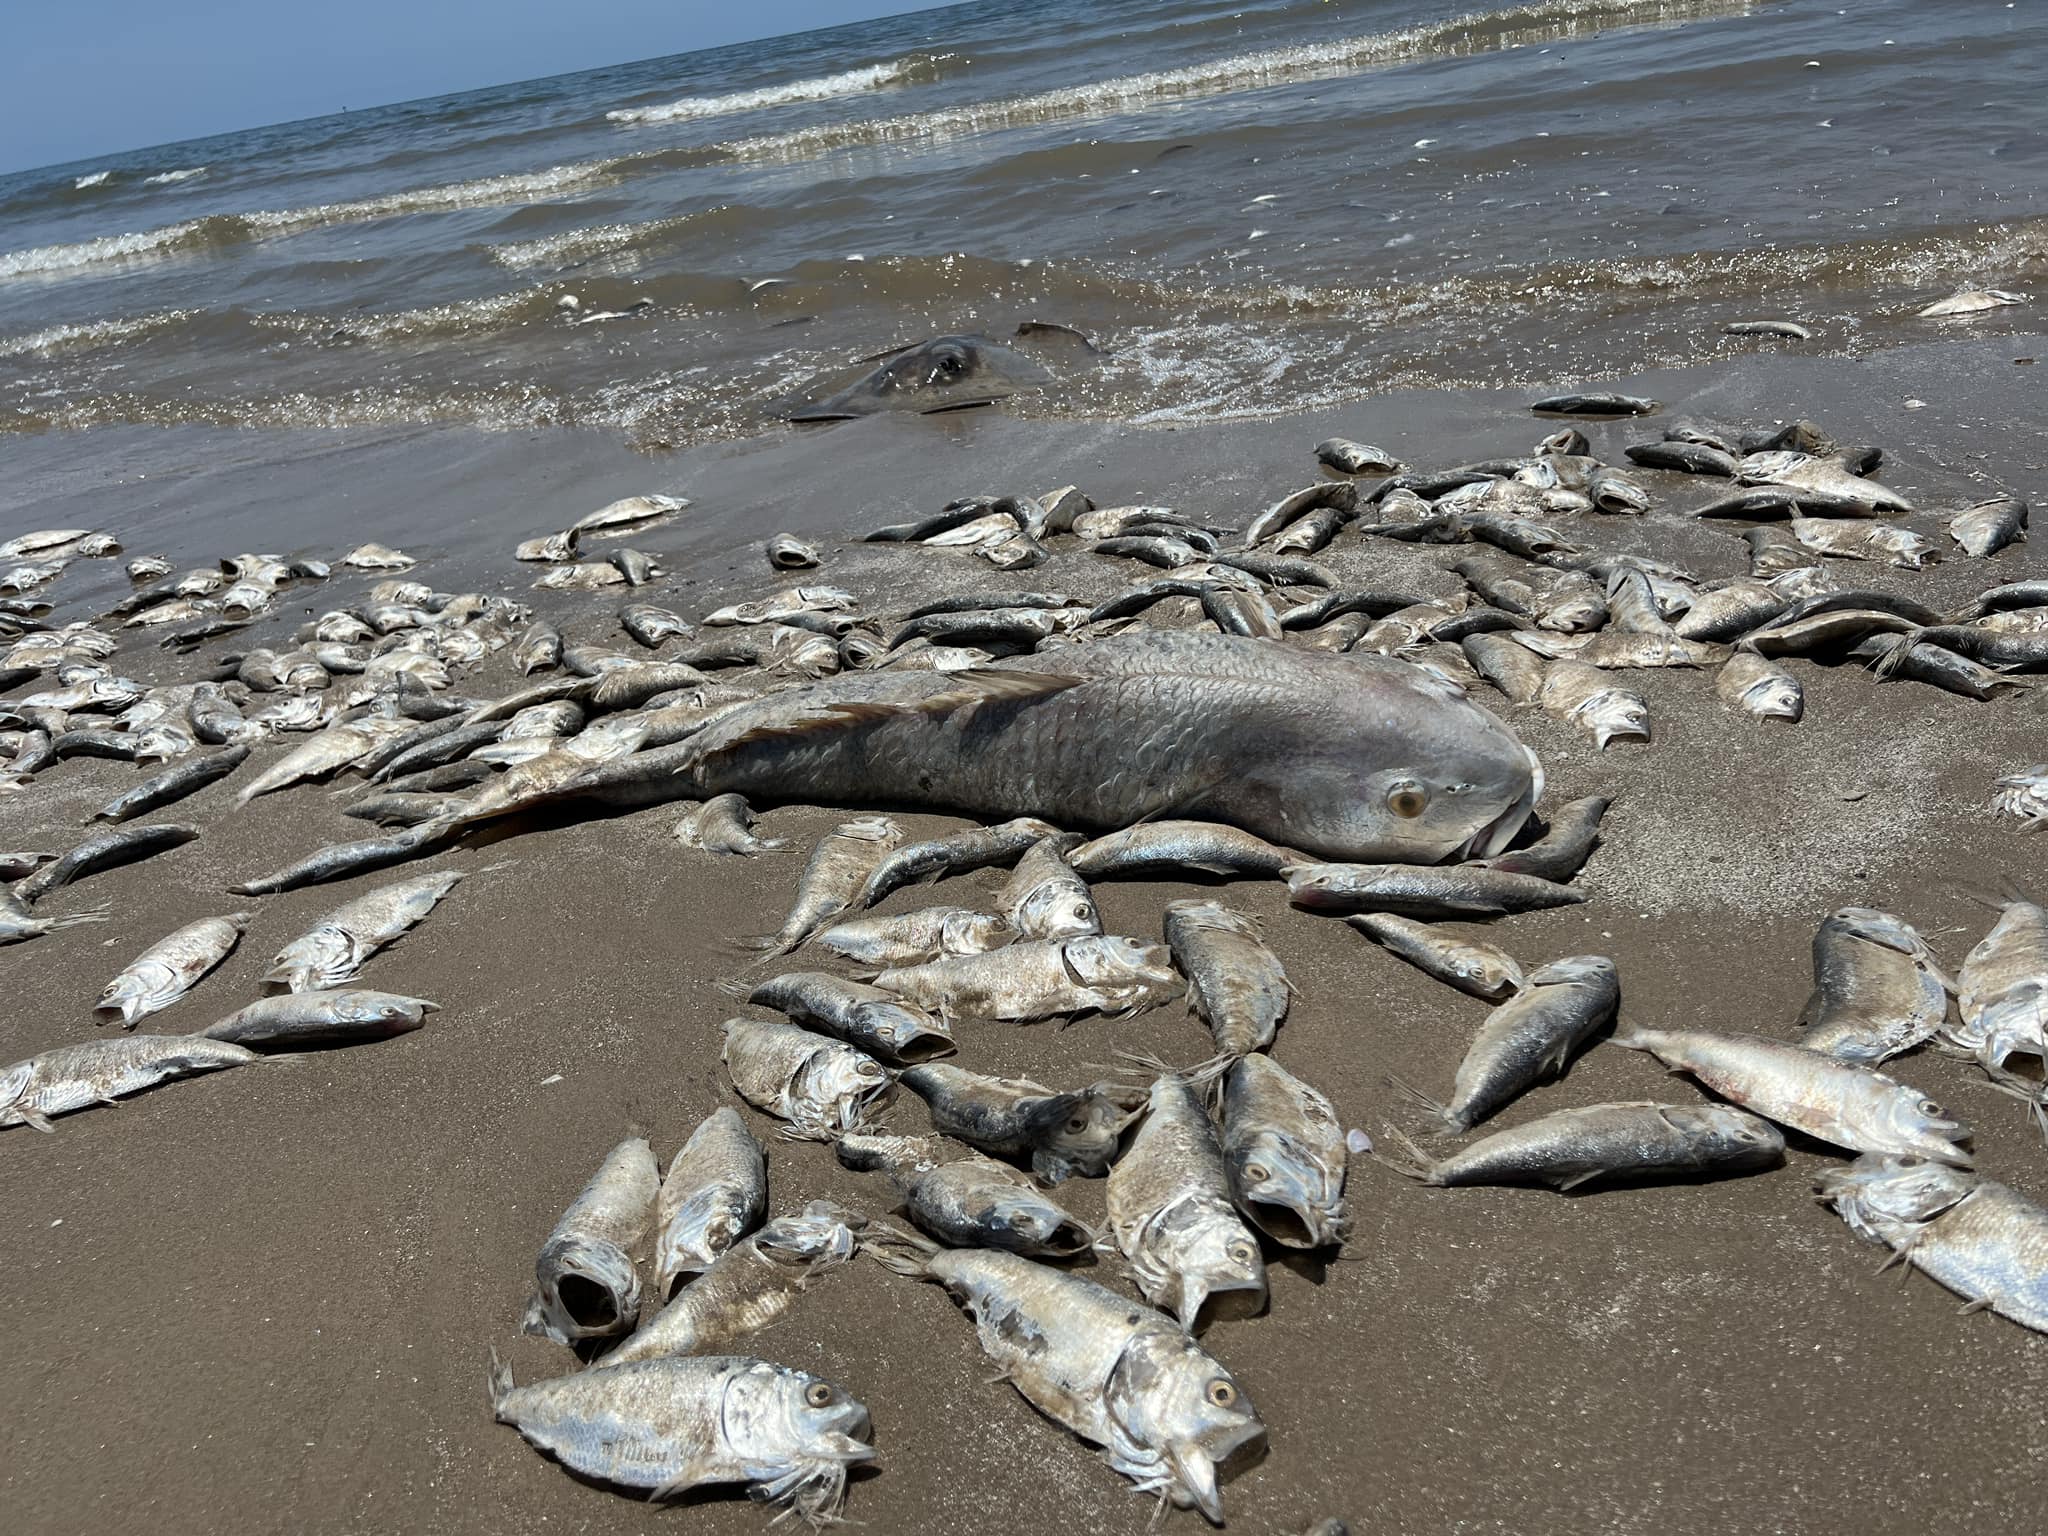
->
xmin=2 ymin=333 xmax=2044 ymax=1533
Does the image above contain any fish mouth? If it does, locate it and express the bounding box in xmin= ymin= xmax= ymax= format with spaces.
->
xmin=1454 ymin=748 xmax=1544 ymax=861
xmin=1241 ymin=1188 xmax=1335 ymax=1250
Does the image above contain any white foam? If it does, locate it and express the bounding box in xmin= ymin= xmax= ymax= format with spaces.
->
xmin=485 ymin=213 xmax=700 ymax=271
xmin=72 ymin=171 xmax=112 ymax=189
xmin=0 ymin=221 xmax=217 ymax=279
xmin=143 ymin=166 xmax=209 ymax=185
xmin=607 ymin=54 xmax=947 ymax=126
xmin=0 ymin=309 xmax=196 ymax=359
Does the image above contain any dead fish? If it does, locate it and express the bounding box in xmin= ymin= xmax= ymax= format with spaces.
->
xmin=523 ymin=1136 xmax=659 ymax=1346
xmin=488 ymin=1351 xmax=871 ymax=1517
xmin=815 ymin=905 xmax=1013 ymax=967
xmin=514 ymin=530 xmax=578 ymax=563
xmin=1791 ymin=516 xmax=1938 ymax=569
xmin=748 ymin=971 xmax=955 ymax=1065
xmin=13 ymin=823 xmax=199 ymax=903
xmin=1859 ymin=635 xmax=2027 ymax=701
xmin=1917 ymin=289 xmax=2026 ymax=318
xmin=1950 ymin=496 xmax=2028 ymax=558
xmin=1406 ymin=957 xmax=1619 ymax=1132
xmin=721 ymin=1017 xmax=892 ymax=1140
xmin=1608 ymin=1023 xmax=1972 ymax=1164
xmin=1538 ymin=658 xmax=1650 ymax=749
xmin=199 ymin=989 xmax=437 ymax=1047
xmin=1949 ymin=896 xmax=2048 ymax=1090
xmin=1379 ymin=1101 xmax=1784 ymax=1190
xmin=1201 ymin=584 xmax=1283 ymax=638
xmin=1478 ymin=795 xmax=1609 ymax=883
xmin=89 ymin=745 xmax=249 ymax=822
xmin=1991 ymin=766 xmax=2048 ymax=828
xmin=766 ymin=532 xmax=822 ymax=570
xmin=1530 ymin=391 xmax=1659 ymax=417
xmin=513 ymin=622 xmax=562 ymax=675
xmin=343 ymin=542 xmax=415 ymax=569
xmin=855 ymin=816 xmax=1057 ymax=908
xmin=838 ymin=1133 xmax=1092 ymax=1256
xmin=868 ymin=935 xmax=1177 ymax=1024
xmin=534 ymin=561 xmax=627 ymax=590
xmin=672 ymin=793 xmax=785 ymax=856
xmin=651 ymin=1107 xmax=766 ymax=1298
xmin=898 ymin=1063 xmax=1143 ymax=1182
xmin=227 ymin=822 xmax=452 ymax=895
xmin=0 ymin=1035 xmax=267 ymax=1131
xmin=95 ymin=913 xmax=248 ymax=1028
xmin=238 ymin=719 xmax=410 ymax=804
xmin=1674 ymin=579 xmax=1791 ymax=642
xmin=264 ymin=870 xmax=466 ymax=992
xmin=0 ymin=528 xmax=89 ymax=559
xmin=1586 ymin=466 xmax=1651 ymax=514
xmin=619 ymin=603 xmax=690 ymax=648
xmin=572 ymin=493 xmax=687 ymax=536
xmin=1064 ymin=820 xmax=1301 ymax=882
xmin=1723 ymin=319 xmax=1813 ymax=340
xmin=1285 ymin=861 xmax=1583 ymax=917
xmin=603 ymin=1201 xmax=864 ymax=1368
xmin=1462 ymin=631 xmax=1549 ymax=704
xmin=1219 ymin=1053 xmax=1346 ymax=1248
xmin=0 ymin=896 xmax=109 ymax=946
xmin=1316 ymin=439 xmax=1400 ymax=475
xmin=997 ymin=836 xmax=1100 ymax=942
xmin=1717 ymin=651 xmax=1805 ymax=721
xmin=1796 ymin=906 xmax=1948 ymax=1064
xmin=1817 ymin=1154 xmax=2048 ymax=1334
xmin=1108 ymin=1073 xmax=1267 ymax=1327
xmin=752 ymin=816 xmax=902 ymax=955
xmin=1346 ymin=913 xmax=1523 ymax=1000
xmin=1164 ymin=899 xmax=1290 ymax=1061
xmin=866 ymin=1228 xmax=1263 ymax=1522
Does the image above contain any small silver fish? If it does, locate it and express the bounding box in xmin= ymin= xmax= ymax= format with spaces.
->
xmin=523 ymin=1136 xmax=661 ymax=1346
xmin=95 ymin=913 xmax=249 ymax=1027
xmin=651 ymin=1107 xmax=766 ymax=1299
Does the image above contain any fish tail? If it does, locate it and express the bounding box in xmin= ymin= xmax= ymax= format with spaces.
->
xmin=1868 ymin=627 xmax=1926 ymax=680
xmin=1604 ymin=1019 xmax=1655 ymax=1051
xmin=862 ymin=1219 xmax=940 ymax=1281
xmin=49 ymin=904 xmax=111 ymax=930
xmin=1372 ymin=1123 xmax=1440 ymax=1184
xmin=1387 ymin=1074 xmax=1456 ymax=1130
xmin=486 ymin=1347 xmax=515 ymax=1417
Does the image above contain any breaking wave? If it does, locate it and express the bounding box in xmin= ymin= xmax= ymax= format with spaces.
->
xmin=605 ymin=52 xmax=956 ymax=125
xmin=142 ymin=165 xmax=209 ymax=185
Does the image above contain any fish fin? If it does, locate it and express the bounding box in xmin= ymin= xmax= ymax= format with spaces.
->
xmin=1553 ymin=1168 xmax=1607 ymax=1193
xmin=1369 ymin=1123 xmax=1438 ymax=1183
xmin=1387 ymin=1075 xmax=1457 ymax=1132
xmin=691 ymin=670 xmax=1084 ymax=766
xmin=486 ymin=1348 xmax=514 ymax=1417
xmin=862 ymin=1219 xmax=940 ymax=1280
xmin=1957 ymin=1298 xmax=1995 ymax=1315
xmin=1867 ymin=627 xmax=1927 ymax=680
xmin=17 ymin=1107 xmax=55 ymax=1133
xmin=1605 ymin=1020 xmax=1654 ymax=1051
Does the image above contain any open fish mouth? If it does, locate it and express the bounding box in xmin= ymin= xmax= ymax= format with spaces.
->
xmin=1455 ymin=746 xmax=1544 ymax=861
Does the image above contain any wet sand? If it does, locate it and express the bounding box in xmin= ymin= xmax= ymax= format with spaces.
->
xmin=3 ymin=337 xmax=2046 ymax=1534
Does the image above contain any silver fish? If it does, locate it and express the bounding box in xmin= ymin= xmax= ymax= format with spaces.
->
xmin=1108 ymin=1074 xmax=1267 ymax=1327
xmin=1817 ymin=1154 xmax=2048 ymax=1334
xmin=95 ymin=913 xmax=248 ymax=1027
xmin=837 ymin=1133 xmax=1093 ymax=1256
xmin=765 ymin=532 xmax=822 ymax=570
xmin=1717 ymin=651 xmax=1804 ymax=721
xmin=997 ymin=836 xmax=1100 ymax=941
xmin=1379 ymin=1101 xmax=1783 ymax=1190
xmin=1345 ymin=913 xmax=1522 ymax=1000
xmin=1285 ymin=861 xmax=1584 ymax=918
xmin=1991 ymin=766 xmax=2048 ymax=829
xmin=1948 ymin=897 xmax=2048 ymax=1092
xmin=264 ymin=870 xmax=466 ymax=991
xmin=1538 ymin=658 xmax=1650 ymax=749
xmin=867 ymin=1229 xmax=1264 ymax=1522
xmin=1796 ymin=907 xmax=1948 ymax=1064
xmin=753 ymin=816 xmax=902 ymax=955
xmin=815 ymin=905 xmax=1013 ymax=967
xmin=1949 ymin=496 xmax=2028 ymax=558
xmin=488 ymin=1351 xmax=871 ymax=1516
xmin=523 ymin=1136 xmax=660 ymax=1346
xmin=672 ymin=793 xmax=786 ymax=856
xmin=1219 ymin=1053 xmax=1346 ymax=1248
xmin=868 ymin=935 xmax=1177 ymax=1024
xmin=1410 ymin=956 xmax=1619 ymax=1132
xmin=0 ymin=1035 xmax=263 ymax=1131
xmin=0 ymin=893 xmax=109 ymax=947
xmin=747 ymin=971 xmax=955 ymax=1065
xmin=721 ymin=1017 xmax=892 ymax=1140
xmin=1066 ymin=820 xmax=1301 ymax=881
xmin=602 ymin=1202 xmax=863 ymax=1367
xmin=199 ymin=989 xmax=437 ymax=1048
xmin=1609 ymin=1023 xmax=1972 ymax=1164
xmin=1163 ymin=899 xmax=1291 ymax=1060
xmin=898 ymin=1063 xmax=1143 ymax=1182
xmin=652 ymin=1106 xmax=766 ymax=1299
xmin=854 ymin=816 xmax=1058 ymax=907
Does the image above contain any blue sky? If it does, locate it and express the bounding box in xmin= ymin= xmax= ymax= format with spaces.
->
xmin=0 ymin=1 xmax=962 ymax=175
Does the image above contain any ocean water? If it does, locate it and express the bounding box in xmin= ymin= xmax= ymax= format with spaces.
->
xmin=0 ymin=0 xmax=2041 ymax=446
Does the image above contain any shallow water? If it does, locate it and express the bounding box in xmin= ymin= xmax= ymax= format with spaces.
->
xmin=1 ymin=0 xmax=2043 ymax=445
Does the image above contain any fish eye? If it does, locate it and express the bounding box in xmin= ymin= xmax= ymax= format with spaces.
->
xmin=1898 ymin=1157 xmax=1921 ymax=1167
xmin=1065 ymin=1116 xmax=1089 ymax=1134
xmin=1918 ymin=1100 xmax=1944 ymax=1117
xmin=1386 ymin=781 xmax=1428 ymax=819
xmin=1227 ymin=1240 xmax=1256 ymax=1265
xmin=1244 ymin=1163 xmax=1270 ymax=1184
xmin=1206 ymin=1379 xmax=1237 ymax=1407
xmin=805 ymin=1382 xmax=835 ymax=1408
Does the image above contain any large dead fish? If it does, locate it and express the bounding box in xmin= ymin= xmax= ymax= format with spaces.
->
xmin=551 ymin=632 xmax=1540 ymax=864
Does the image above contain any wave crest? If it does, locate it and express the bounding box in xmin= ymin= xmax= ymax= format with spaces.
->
xmin=605 ymin=51 xmax=955 ymax=126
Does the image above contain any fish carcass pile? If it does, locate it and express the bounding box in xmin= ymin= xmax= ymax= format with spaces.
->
xmin=3 ymin=396 xmax=2048 ymax=1527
